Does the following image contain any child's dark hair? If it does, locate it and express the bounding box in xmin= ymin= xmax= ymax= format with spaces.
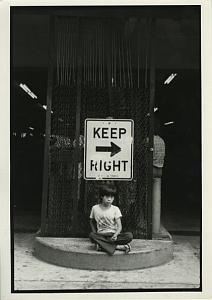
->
xmin=99 ymin=184 xmax=117 ymax=199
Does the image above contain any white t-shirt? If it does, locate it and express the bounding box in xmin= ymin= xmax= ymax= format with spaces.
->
xmin=90 ymin=204 xmax=122 ymax=234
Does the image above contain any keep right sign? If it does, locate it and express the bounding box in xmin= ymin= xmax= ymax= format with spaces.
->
xmin=84 ymin=119 xmax=134 ymax=180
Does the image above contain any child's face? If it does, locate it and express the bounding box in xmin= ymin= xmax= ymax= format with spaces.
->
xmin=101 ymin=195 xmax=114 ymax=206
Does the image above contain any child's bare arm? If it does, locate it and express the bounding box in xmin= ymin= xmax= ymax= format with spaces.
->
xmin=111 ymin=218 xmax=122 ymax=240
xmin=90 ymin=219 xmax=97 ymax=233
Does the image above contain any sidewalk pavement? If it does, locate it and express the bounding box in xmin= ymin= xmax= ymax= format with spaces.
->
xmin=13 ymin=233 xmax=200 ymax=291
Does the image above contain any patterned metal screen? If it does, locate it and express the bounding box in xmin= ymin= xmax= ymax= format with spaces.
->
xmin=42 ymin=16 xmax=152 ymax=238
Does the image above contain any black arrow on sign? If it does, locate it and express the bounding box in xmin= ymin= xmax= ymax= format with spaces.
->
xmin=96 ymin=142 xmax=121 ymax=157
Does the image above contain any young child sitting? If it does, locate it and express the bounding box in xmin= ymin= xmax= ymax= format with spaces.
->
xmin=89 ymin=184 xmax=133 ymax=256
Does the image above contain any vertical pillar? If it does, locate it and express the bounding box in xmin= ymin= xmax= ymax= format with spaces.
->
xmin=152 ymin=177 xmax=161 ymax=234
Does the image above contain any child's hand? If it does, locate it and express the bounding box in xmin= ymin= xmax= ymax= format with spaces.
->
xmin=111 ymin=234 xmax=117 ymax=241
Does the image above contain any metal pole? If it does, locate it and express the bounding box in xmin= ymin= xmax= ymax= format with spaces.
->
xmin=121 ymin=36 xmax=126 ymax=88
xmin=69 ymin=23 xmax=73 ymax=86
xmin=126 ymin=36 xmax=130 ymax=88
xmin=118 ymin=34 xmax=122 ymax=87
xmin=61 ymin=21 xmax=65 ymax=86
xmin=106 ymin=20 xmax=112 ymax=115
xmin=95 ymin=27 xmax=98 ymax=87
xmin=65 ymin=22 xmax=68 ymax=86
xmin=147 ymin=18 xmax=156 ymax=239
xmin=72 ymin=17 xmax=82 ymax=236
xmin=40 ymin=15 xmax=55 ymax=236
xmin=114 ymin=32 xmax=117 ymax=88
xmin=102 ymin=25 xmax=105 ymax=88
xmin=56 ymin=19 xmax=60 ymax=86
xmin=144 ymin=19 xmax=150 ymax=90
xmin=129 ymin=39 xmax=133 ymax=88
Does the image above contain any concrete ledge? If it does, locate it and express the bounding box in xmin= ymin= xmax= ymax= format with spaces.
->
xmin=34 ymin=235 xmax=173 ymax=270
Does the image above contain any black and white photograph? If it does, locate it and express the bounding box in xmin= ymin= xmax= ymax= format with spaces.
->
xmin=2 ymin=1 xmax=211 ymax=297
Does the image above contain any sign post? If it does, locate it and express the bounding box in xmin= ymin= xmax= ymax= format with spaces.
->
xmin=84 ymin=119 xmax=134 ymax=180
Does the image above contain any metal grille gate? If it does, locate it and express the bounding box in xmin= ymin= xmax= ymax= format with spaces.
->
xmin=41 ymin=15 xmax=154 ymax=239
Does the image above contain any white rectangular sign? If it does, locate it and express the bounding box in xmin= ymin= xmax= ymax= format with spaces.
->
xmin=84 ymin=119 xmax=134 ymax=180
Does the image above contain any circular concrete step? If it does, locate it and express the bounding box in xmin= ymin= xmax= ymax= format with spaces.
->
xmin=34 ymin=237 xmax=173 ymax=270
